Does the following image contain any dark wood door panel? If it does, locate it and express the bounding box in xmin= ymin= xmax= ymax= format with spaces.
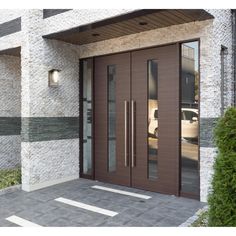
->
xmin=93 ymin=44 xmax=180 ymax=195
xmin=94 ymin=53 xmax=131 ymax=186
xmin=131 ymin=44 xmax=180 ymax=195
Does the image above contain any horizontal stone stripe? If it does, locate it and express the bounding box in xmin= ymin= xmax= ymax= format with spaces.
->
xmin=43 ymin=9 xmax=72 ymax=19
xmin=1 ymin=116 xmax=220 ymax=146
xmin=21 ymin=117 xmax=79 ymax=142
xmin=0 ymin=117 xmax=21 ymax=136
xmin=0 ymin=18 xmax=21 ymax=38
xmin=200 ymin=117 xmax=219 ymax=148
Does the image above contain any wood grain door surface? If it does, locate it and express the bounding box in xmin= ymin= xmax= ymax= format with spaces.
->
xmin=94 ymin=44 xmax=179 ymax=195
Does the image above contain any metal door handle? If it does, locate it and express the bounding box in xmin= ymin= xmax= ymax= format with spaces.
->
xmin=131 ymin=100 xmax=136 ymax=168
xmin=124 ymin=100 xmax=129 ymax=167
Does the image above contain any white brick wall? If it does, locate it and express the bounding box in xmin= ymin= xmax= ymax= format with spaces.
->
xmin=0 ymin=10 xmax=23 ymax=52
xmin=0 ymin=9 xmax=24 ymax=24
xmin=0 ymin=55 xmax=21 ymax=117
xmin=21 ymin=10 xmax=80 ymax=191
xmin=201 ymin=9 xmax=233 ymax=202
xmin=0 ymin=136 xmax=21 ymax=170
xmin=21 ymin=139 xmax=79 ymax=191
xmin=0 ymin=55 xmax=21 ymax=170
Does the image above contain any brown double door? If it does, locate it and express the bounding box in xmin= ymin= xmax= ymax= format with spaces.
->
xmin=94 ymin=44 xmax=180 ymax=195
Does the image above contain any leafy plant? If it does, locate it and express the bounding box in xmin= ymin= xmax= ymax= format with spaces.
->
xmin=0 ymin=167 xmax=21 ymax=190
xmin=208 ymin=107 xmax=236 ymax=226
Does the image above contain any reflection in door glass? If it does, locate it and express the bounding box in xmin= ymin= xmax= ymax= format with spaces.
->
xmin=108 ymin=65 xmax=116 ymax=172
xmin=148 ymin=60 xmax=158 ymax=179
xmin=181 ymin=41 xmax=199 ymax=195
xmin=82 ymin=59 xmax=93 ymax=175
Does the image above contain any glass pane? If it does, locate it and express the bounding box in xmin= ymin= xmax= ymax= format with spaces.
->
xmin=181 ymin=41 xmax=199 ymax=195
xmin=82 ymin=59 xmax=93 ymax=175
xmin=108 ymin=65 xmax=116 ymax=172
xmin=148 ymin=60 xmax=158 ymax=179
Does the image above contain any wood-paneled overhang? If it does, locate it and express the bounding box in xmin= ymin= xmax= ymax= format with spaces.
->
xmin=43 ymin=9 xmax=214 ymax=45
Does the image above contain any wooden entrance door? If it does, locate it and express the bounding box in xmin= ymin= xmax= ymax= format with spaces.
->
xmin=94 ymin=53 xmax=131 ymax=186
xmin=131 ymin=45 xmax=180 ymax=195
xmin=94 ymin=44 xmax=180 ymax=195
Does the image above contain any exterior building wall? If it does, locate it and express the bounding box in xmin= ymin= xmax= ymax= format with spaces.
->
xmin=18 ymin=9 xmax=138 ymax=192
xmin=201 ymin=9 xmax=233 ymax=202
xmin=0 ymin=9 xmax=23 ymax=52
xmin=0 ymin=55 xmax=21 ymax=169
xmin=20 ymin=10 xmax=80 ymax=191
xmin=0 ymin=9 xmax=24 ymax=24
xmin=0 ymin=9 xmax=234 ymax=202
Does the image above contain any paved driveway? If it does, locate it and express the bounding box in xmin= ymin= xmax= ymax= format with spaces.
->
xmin=0 ymin=179 xmax=204 ymax=227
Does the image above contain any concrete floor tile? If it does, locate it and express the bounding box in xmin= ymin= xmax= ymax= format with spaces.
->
xmin=0 ymin=179 xmax=203 ymax=227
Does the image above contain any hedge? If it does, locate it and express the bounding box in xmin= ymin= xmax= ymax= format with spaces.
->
xmin=208 ymin=107 xmax=236 ymax=226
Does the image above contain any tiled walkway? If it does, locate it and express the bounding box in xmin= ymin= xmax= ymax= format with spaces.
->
xmin=0 ymin=179 xmax=205 ymax=227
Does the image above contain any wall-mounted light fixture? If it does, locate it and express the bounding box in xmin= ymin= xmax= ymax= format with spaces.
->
xmin=48 ymin=69 xmax=60 ymax=87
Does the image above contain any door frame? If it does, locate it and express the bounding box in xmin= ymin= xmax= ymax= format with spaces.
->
xmin=79 ymin=38 xmax=200 ymax=199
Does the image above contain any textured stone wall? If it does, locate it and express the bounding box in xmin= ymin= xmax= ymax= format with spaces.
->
xmin=0 ymin=55 xmax=21 ymax=169
xmin=21 ymin=10 xmax=80 ymax=191
xmin=0 ymin=10 xmax=23 ymax=52
xmin=21 ymin=139 xmax=79 ymax=191
xmin=0 ymin=9 xmax=24 ymax=24
xmin=201 ymin=9 xmax=233 ymax=202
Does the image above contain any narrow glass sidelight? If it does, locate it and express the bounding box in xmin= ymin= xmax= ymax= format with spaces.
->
xmin=108 ymin=65 xmax=116 ymax=172
xmin=82 ymin=59 xmax=93 ymax=175
xmin=148 ymin=60 xmax=158 ymax=179
xmin=181 ymin=41 xmax=199 ymax=195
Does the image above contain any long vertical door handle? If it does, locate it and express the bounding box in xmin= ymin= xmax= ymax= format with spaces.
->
xmin=131 ymin=100 xmax=136 ymax=168
xmin=124 ymin=100 xmax=129 ymax=167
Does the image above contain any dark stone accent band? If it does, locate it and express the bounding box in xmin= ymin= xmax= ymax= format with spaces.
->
xmin=200 ymin=117 xmax=219 ymax=147
xmin=0 ymin=117 xmax=21 ymax=136
xmin=43 ymin=9 xmax=72 ymax=19
xmin=21 ymin=117 xmax=79 ymax=142
xmin=0 ymin=18 xmax=21 ymax=38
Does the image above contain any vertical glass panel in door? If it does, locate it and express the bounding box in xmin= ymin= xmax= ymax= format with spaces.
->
xmin=108 ymin=65 xmax=116 ymax=172
xmin=148 ymin=60 xmax=158 ymax=179
xmin=181 ymin=41 xmax=199 ymax=195
xmin=82 ymin=59 xmax=93 ymax=175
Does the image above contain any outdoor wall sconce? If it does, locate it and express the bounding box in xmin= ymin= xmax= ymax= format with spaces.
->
xmin=48 ymin=69 xmax=60 ymax=87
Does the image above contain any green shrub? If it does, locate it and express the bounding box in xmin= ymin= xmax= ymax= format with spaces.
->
xmin=208 ymin=107 xmax=236 ymax=226
xmin=0 ymin=167 xmax=21 ymax=190
xmin=214 ymin=108 xmax=236 ymax=153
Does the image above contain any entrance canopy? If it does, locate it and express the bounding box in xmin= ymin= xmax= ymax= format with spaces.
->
xmin=43 ymin=9 xmax=214 ymax=45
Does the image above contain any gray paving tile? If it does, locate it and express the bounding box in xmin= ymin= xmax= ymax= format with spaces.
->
xmin=135 ymin=212 xmax=166 ymax=226
xmin=98 ymin=221 xmax=123 ymax=227
xmin=121 ymin=207 xmax=148 ymax=217
xmin=0 ymin=219 xmax=19 ymax=227
xmin=0 ymin=179 xmax=203 ymax=227
xmin=46 ymin=217 xmax=82 ymax=227
xmin=154 ymin=216 xmax=185 ymax=227
xmin=102 ymin=214 xmax=133 ymax=226
xmin=124 ymin=219 xmax=154 ymax=227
